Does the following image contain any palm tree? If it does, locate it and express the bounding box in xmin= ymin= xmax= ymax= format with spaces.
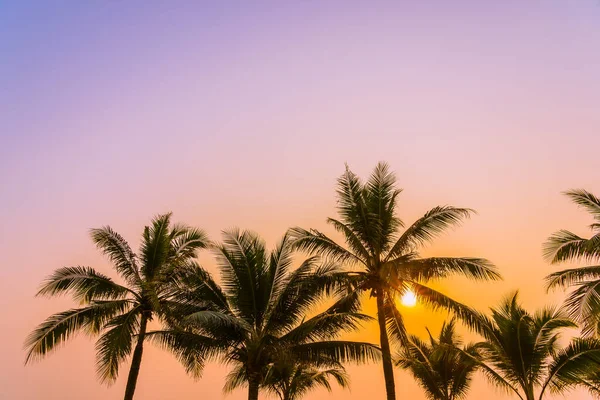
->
xmin=24 ymin=213 xmax=209 ymax=400
xmin=289 ymin=162 xmax=500 ymax=400
xmin=395 ymin=319 xmax=479 ymax=400
xmin=172 ymin=229 xmax=380 ymax=400
xmin=472 ymin=292 xmax=600 ymax=400
xmin=544 ymin=189 xmax=600 ymax=337
xmin=263 ymin=362 xmax=349 ymax=400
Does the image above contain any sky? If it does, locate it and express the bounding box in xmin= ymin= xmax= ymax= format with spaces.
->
xmin=1 ymin=0 xmax=600 ymax=399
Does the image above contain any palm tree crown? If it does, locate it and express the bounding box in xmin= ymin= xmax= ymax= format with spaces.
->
xmin=263 ymin=361 xmax=350 ymax=400
xmin=473 ymin=292 xmax=600 ymax=400
xmin=25 ymin=213 xmax=209 ymax=400
xmin=544 ymin=189 xmax=600 ymax=337
xmin=396 ymin=319 xmax=479 ymax=400
xmin=289 ymin=162 xmax=500 ymax=400
xmin=170 ymin=229 xmax=380 ymax=400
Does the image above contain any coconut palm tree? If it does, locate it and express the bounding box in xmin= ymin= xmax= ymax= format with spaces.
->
xmin=472 ymin=292 xmax=600 ymax=400
xmin=171 ymin=229 xmax=380 ymax=400
xmin=263 ymin=362 xmax=349 ymax=400
xmin=289 ymin=162 xmax=500 ymax=400
xmin=395 ymin=319 xmax=479 ymax=400
xmin=24 ymin=213 xmax=209 ymax=400
xmin=544 ymin=189 xmax=600 ymax=337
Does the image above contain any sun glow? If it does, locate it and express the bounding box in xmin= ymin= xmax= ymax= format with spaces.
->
xmin=401 ymin=290 xmax=417 ymax=307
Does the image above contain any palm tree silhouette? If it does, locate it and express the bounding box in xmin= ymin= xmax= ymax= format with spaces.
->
xmin=544 ymin=189 xmax=600 ymax=337
xmin=25 ymin=213 xmax=209 ymax=400
xmin=171 ymin=229 xmax=379 ymax=400
xmin=289 ymin=162 xmax=500 ymax=400
xmin=472 ymin=292 xmax=600 ymax=400
xmin=395 ymin=319 xmax=479 ymax=400
xmin=263 ymin=361 xmax=349 ymax=400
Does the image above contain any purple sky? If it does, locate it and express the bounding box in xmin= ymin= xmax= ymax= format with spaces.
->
xmin=2 ymin=1 xmax=600 ymax=399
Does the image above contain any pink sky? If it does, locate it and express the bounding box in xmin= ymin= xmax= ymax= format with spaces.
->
xmin=1 ymin=1 xmax=600 ymax=399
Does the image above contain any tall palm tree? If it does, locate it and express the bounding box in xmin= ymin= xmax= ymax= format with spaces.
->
xmin=263 ymin=362 xmax=349 ymax=400
xmin=171 ymin=229 xmax=380 ymax=400
xmin=544 ymin=189 xmax=600 ymax=337
xmin=24 ymin=213 xmax=209 ymax=400
xmin=289 ymin=162 xmax=500 ymax=400
xmin=472 ymin=292 xmax=600 ymax=400
xmin=395 ymin=319 xmax=479 ymax=400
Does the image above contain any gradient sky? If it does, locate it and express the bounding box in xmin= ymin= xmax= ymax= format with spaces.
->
xmin=2 ymin=1 xmax=600 ymax=399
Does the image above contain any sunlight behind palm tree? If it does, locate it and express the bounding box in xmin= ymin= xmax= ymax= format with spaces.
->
xmin=400 ymin=290 xmax=417 ymax=307
xmin=290 ymin=162 xmax=500 ymax=400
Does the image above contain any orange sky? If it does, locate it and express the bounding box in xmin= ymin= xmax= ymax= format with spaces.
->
xmin=2 ymin=1 xmax=600 ymax=399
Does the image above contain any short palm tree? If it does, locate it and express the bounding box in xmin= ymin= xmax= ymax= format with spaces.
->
xmin=395 ymin=319 xmax=479 ymax=400
xmin=544 ymin=189 xmax=600 ymax=337
xmin=473 ymin=292 xmax=600 ymax=400
xmin=171 ymin=229 xmax=380 ymax=400
xmin=24 ymin=213 xmax=209 ymax=400
xmin=289 ymin=162 xmax=500 ymax=400
xmin=263 ymin=362 xmax=349 ymax=400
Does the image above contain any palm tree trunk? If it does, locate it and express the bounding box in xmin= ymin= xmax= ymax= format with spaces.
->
xmin=376 ymin=291 xmax=396 ymax=400
xmin=123 ymin=314 xmax=148 ymax=400
xmin=248 ymin=377 xmax=260 ymax=400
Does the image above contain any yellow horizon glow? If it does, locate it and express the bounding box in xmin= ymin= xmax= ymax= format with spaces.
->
xmin=401 ymin=290 xmax=417 ymax=307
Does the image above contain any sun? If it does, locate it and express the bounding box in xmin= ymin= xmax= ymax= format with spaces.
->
xmin=401 ymin=290 xmax=417 ymax=307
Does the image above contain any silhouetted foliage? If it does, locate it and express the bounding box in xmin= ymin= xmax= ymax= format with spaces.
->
xmin=290 ymin=162 xmax=500 ymax=400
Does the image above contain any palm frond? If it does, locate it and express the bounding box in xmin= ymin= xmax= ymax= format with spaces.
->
xmin=139 ymin=213 xmax=173 ymax=280
xmin=564 ymin=189 xmax=600 ymax=222
xmin=214 ymin=229 xmax=266 ymax=325
xmin=326 ymin=218 xmax=371 ymax=261
xmin=382 ymin=293 xmax=409 ymax=346
xmin=402 ymin=257 xmax=501 ymax=282
xmin=546 ymin=265 xmax=600 ymax=290
xmin=460 ymin=344 xmax=523 ymax=399
xmin=363 ymin=162 xmax=404 ymax=254
xmin=262 ymin=234 xmax=296 ymax=326
xmin=292 ymin=341 xmax=381 ymax=366
xmin=223 ymin=364 xmax=248 ymax=393
xmin=288 ymin=227 xmax=365 ymax=265
xmin=386 ymin=206 xmax=474 ymax=261
xmin=272 ymin=365 xmax=350 ymax=400
xmin=543 ymin=230 xmax=600 ymax=264
xmin=532 ymin=307 xmax=576 ymax=351
xmin=171 ymin=262 xmax=231 ymax=313
xmin=396 ymin=320 xmax=482 ymax=400
xmin=563 ymin=280 xmax=600 ymax=337
xmin=36 ymin=266 xmax=135 ymax=302
xmin=95 ymin=307 xmax=140 ymax=383
xmin=169 ymin=226 xmax=210 ymax=261
xmin=541 ymin=338 xmax=600 ymax=397
xmin=334 ymin=164 xmax=377 ymax=255
xmin=90 ymin=226 xmax=140 ymax=285
xmin=24 ymin=300 xmax=132 ymax=363
xmin=408 ymin=282 xmax=489 ymax=337
xmin=184 ymin=310 xmax=248 ymax=340
xmin=146 ymin=330 xmax=224 ymax=378
xmin=281 ymin=291 xmax=370 ymax=344
xmin=265 ymin=260 xmax=354 ymax=335
xmin=395 ymin=335 xmax=445 ymax=400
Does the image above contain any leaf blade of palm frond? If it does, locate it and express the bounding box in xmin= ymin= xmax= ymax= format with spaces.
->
xmin=24 ymin=300 xmax=133 ymax=363
xmin=90 ymin=226 xmax=141 ymax=285
xmin=36 ymin=266 xmax=135 ymax=302
xmin=95 ymin=306 xmax=140 ymax=383
xmin=288 ymin=227 xmax=365 ymax=266
xmin=401 ymin=257 xmax=501 ymax=282
xmin=386 ymin=206 xmax=474 ymax=261
xmin=543 ymin=230 xmax=600 ymax=264
xmin=291 ymin=341 xmax=381 ymax=366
